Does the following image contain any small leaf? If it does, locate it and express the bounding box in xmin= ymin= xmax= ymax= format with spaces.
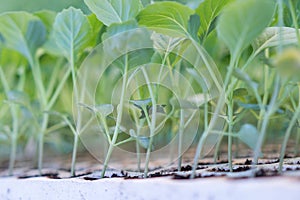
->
xmin=84 ymin=0 xmax=142 ymax=26
xmin=237 ymin=124 xmax=259 ymax=150
xmin=52 ymin=7 xmax=91 ymax=61
xmin=130 ymin=98 xmax=151 ymax=109
xmin=217 ymin=0 xmax=276 ymax=57
xmin=129 ymin=129 xmax=136 ymax=137
xmin=138 ymin=136 xmax=154 ymax=150
xmin=233 ymin=68 xmax=258 ymax=91
xmin=7 ymin=90 xmax=30 ymax=106
xmin=137 ymin=2 xmax=194 ymax=38
xmin=233 ymin=88 xmax=248 ymax=99
xmin=238 ymin=102 xmax=285 ymax=114
xmin=94 ymin=104 xmax=114 ymax=117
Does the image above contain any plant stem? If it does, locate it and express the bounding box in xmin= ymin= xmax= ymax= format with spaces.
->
xmin=142 ymin=67 xmax=157 ymax=178
xmin=101 ymin=55 xmax=129 ymax=178
xmin=257 ymin=51 xmax=270 ymax=130
xmin=287 ymin=0 xmax=300 ymax=45
xmin=253 ymin=74 xmax=281 ymax=166
xmin=191 ymin=50 xmax=238 ymax=178
xmin=0 ymin=67 xmax=19 ymax=176
xmin=227 ymin=99 xmax=234 ymax=172
xmin=177 ymin=109 xmax=185 ymax=171
xmin=279 ymin=102 xmax=300 ymax=172
xmin=71 ymin=134 xmax=79 ymax=176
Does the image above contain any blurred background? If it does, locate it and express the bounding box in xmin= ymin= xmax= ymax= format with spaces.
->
xmin=0 ymin=0 xmax=89 ymax=13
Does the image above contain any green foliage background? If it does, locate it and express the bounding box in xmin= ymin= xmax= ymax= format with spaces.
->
xmin=0 ymin=0 xmax=89 ymax=13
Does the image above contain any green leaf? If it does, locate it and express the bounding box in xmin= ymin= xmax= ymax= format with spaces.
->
xmin=94 ymin=104 xmax=114 ymax=117
xmin=187 ymin=14 xmax=200 ymax=42
xmin=102 ymin=24 xmax=154 ymax=70
xmin=87 ymin=13 xmax=103 ymax=46
xmin=7 ymin=90 xmax=30 ymax=106
xmin=0 ymin=12 xmax=46 ymax=61
xmin=25 ymin=20 xmax=47 ymax=56
xmin=102 ymin=20 xmax=138 ymax=40
xmin=233 ymin=68 xmax=258 ymax=91
xmin=216 ymin=0 xmax=276 ymax=57
xmin=34 ymin=10 xmax=57 ymax=34
xmin=237 ymin=124 xmax=259 ymax=150
xmin=84 ymin=0 xmax=142 ymax=26
xmin=196 ymin=0 xmax=233 ymax=39
xmin=137 ymin=2 xmax=195 ymax=38
xmin=130 ymin=98 xmax=152 ymax=109
xmin=233 ymin=88 xmax=248 ymax=99
xmin=151 ymin=32 xmax=186 ymax=54
xmin=52 ymin=7 xmax=92 ymax=62
xmin=252 ymin=27 xmax=300 ymax=54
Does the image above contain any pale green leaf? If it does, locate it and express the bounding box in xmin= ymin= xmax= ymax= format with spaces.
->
xmin=84 ymin=0 xmax=142 ymax=26
xmin=252 ymin=27 xmax=300 ymax=54
xmin=196 ymin=0 xmax=233 ymax=39
xmin=34 ymin=10 xmax=57 ymax=34
xmin=0 ymin=12 xmax=46 ymax=61
xmin=87 ymin=13 xmax=103 ymax=46
xmin=94 ymin=104 xmax=114 ymax=117
xmin=52 ymin=7 xmax=91 ymax=61
xmin=237 ymin=124 xmax=259 ymax=150
xmin=102 ymin=20 xmax=138 ymax=40
xmin=137 ymin=2 xmax=194 ymax=38
xmin=217 ymin=0 xmax=276 ymax=57
xmin=7 ymin=90 xmax=30 ymax=106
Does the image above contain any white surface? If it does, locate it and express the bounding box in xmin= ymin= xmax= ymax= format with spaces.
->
xmin=0 ymin=176 xmax=299 ymax=200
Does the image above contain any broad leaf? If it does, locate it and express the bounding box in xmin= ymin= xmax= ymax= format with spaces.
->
xmin=34 ymin=10 xmax=56 ymax=34
xmin=187 ymin=14 xmax=200 ymax=42
xmin=52 ymin=7 xmax=91 ymax=62
xmin=252 ymin=27 xmax=300 ymax=55
xmin=196 ymin=0 xmax=233 ymax=39
xmin=151 ymin=32 xmax=186 ymax=54
xmin=137 ymin=2 xmax=194 ymax=38
xmin=25 ymin=20 xmax=47 ymax=56
xmin=0 ymin=12 xmax=47 ymax=62
xmin=84 ymin=0 xmax=142 ymax=26
xmin=87 ymin=13 xmax=103 ymax=46
xmin=102 ymin=20 xmax=138 ymax=40
xmin=217 ymin=0 xmax=276 ymax=58
xmin=237 ymin=124 xmax=259 ymax=150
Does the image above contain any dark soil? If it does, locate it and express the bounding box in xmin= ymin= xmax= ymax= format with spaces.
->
xmin=1 ymin=143 xmax=300 ymax=181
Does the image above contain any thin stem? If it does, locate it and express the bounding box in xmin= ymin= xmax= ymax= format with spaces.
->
xmin=258 ymin=50 xmax=270 ymax=130
xmin=227 ymin=100 xmax=234 ymax=172
xmin=71 ymin=134 xmax=79 ymax=176
xmin=142 ymin=67 xmax=157 ymax=178
xmin=0 ymin=67 xmax=18 ymax=176
xmin=101 ymin=55 xmax=129 ymax=178
xmin=279 ymin=97 xmax=300 ymax=172
xmin=287 ymin=0 xmax=300 ymax=45
xmin=191 ymin=53 xmax=237 ymax=179
xmin=253 ymin=74 xmax=281 ymax=166
xmin=177 ymin=109 xmax=185 ymax=171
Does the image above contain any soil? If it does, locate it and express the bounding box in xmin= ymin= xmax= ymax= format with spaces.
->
xmin=1 ymin=143 xmax=300 ymax=181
